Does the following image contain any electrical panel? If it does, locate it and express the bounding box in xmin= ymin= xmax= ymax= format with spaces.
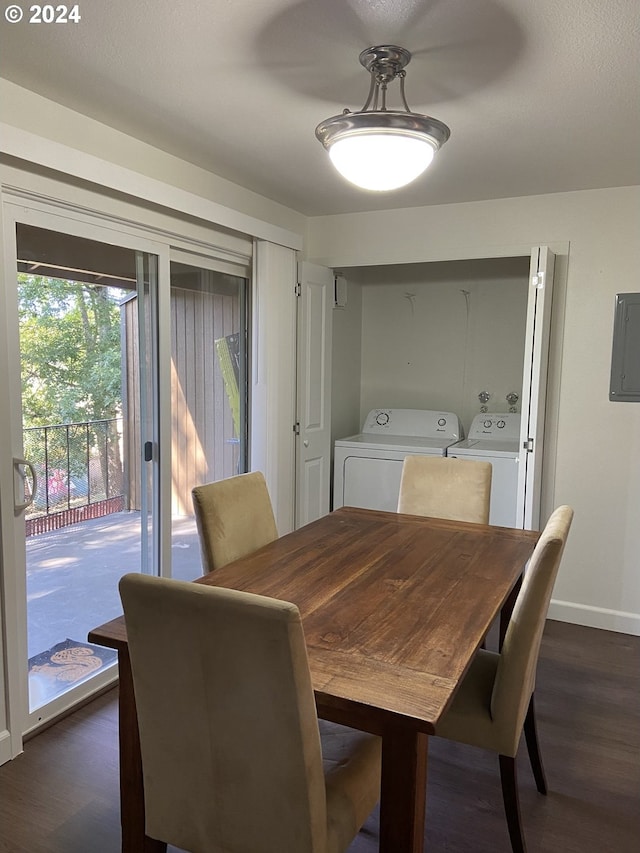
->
xmin=610 ymin=293 xmax=640 ymax=402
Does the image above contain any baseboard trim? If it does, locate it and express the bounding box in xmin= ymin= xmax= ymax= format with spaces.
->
xmin=0 ymin=729 xmax=15 ymax=767
xmin=549 ymin=599 xmax=640 ymax=636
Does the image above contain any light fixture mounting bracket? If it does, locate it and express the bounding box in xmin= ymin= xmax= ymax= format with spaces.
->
xmin=358 ymin=45 xmax=411 ymax=84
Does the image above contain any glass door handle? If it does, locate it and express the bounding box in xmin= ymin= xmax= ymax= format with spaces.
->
xmin=13 ymin=457 xmax=38 ymax=513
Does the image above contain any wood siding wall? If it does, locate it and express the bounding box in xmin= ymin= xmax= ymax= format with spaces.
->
xmin=123 ymin=279 xmax=243 ymax=516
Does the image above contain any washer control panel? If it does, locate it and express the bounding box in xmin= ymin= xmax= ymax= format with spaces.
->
xmin=362 ymin=409 xmax=462 ymax=439
xmin=467 ymin=412 xmax=521 ymax=441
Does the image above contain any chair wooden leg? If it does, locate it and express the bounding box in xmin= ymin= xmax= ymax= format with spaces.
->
xmin=499 ymin=754 xmax=527 ymax=853
xmin=523 ymin=694 xmax=548 ymax=794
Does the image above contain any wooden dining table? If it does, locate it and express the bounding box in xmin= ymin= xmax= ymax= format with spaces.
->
xmin=89 ymin=505 xmax=540 ymax=853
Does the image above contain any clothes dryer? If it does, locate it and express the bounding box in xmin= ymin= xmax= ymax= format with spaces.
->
xmin=448 ymin=412 xmax=521 ymax=527
xmin=333 ymin=409 xmax=462 ymax=512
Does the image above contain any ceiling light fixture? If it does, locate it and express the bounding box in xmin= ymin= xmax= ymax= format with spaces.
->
xmin=315 ymin=45 xmax=450 ymax=192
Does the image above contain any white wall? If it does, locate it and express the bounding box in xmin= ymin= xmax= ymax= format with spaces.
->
xmin=330 ymin=278 xmax=363 ymax=443
xmin=349 ymin=258 xmax=529 ymax=433
xmin=0 ymin=80 xmax=305 ymax=237
xmin=308 ymin=186 xmax=640 ymax=635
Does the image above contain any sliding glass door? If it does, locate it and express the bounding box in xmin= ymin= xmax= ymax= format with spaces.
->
xmin=0 ymin=198 xmax=251 ymax=754
xmin=169 ymin=254 xmax=248 ymax=581
xmin=2 ymin=205 xmax=163 ymax=733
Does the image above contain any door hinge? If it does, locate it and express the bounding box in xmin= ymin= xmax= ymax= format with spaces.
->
xmin=523 ymin=438 xmax=534 ymax=452
xmin=293 ymin=422 xmax=301 ymax=435
xmin=295 ymin=282 xmax=301 ymax=297
xmin=531 ymin=272 xmax=545 ymax=289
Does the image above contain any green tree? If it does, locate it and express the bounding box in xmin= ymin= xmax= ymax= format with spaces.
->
xmin=18 ymin=274 xmax=122 ymax=426
xmin=18 ymin=274 xmax=124 ymax=501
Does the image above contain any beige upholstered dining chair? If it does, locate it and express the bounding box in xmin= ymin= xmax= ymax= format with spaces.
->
xmin=397 ymin=455 xmax=493 ymax=524
xmin=434 ymin=505 xmax=574 ymax=853
xmin=191 ymin=471 xmax=278 ymax=572
xmin=119 ymin=573 xmax=382 ymax=853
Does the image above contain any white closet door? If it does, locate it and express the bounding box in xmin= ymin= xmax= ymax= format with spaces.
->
xmin=516 ymin=246 xmax=556 ymax=529
xmin=295 ymin=262 xmax=333 ymax=527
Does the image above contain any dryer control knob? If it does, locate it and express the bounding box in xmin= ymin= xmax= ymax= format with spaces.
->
xmin=438 ymin=418 xmax=446 ymax=426
xmin=497 ymin=420 xmax=506 ymax=428
xmin=375 ymin=412 xmax=390 ymax=426
xmin=484 ymin=419 xmax=492 ymax=428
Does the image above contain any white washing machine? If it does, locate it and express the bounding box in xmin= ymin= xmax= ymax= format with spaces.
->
xmin=333 ymin=409 xmax=463 ymax=512
xmin=448 ymin=412 xmax=521 ymax=527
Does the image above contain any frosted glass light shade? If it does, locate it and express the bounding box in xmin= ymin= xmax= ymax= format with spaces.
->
xmin=328 ymin=133 xmax=436 ymax=191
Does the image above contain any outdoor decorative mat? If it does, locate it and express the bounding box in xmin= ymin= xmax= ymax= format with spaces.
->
xmin=28 ymin=638 xmax=117 ymax=705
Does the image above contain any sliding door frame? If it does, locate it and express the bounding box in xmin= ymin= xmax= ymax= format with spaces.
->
xmin=0 ymin=194 xmax=171 ymax=749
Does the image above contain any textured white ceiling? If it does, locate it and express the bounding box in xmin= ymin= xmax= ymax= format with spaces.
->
xmin=1 ymin=0 xmax=638 ymax=216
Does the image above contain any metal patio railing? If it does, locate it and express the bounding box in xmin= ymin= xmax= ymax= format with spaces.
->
xmin=23 ymin=417 xmax=125 ymax=535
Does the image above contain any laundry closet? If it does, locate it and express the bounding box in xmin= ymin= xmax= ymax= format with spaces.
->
xmin=329 ymin=250 xmax=553 ymax=529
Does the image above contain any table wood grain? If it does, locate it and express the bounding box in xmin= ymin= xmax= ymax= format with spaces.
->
xmin=90 ymin=506 xmax=539 ymax=853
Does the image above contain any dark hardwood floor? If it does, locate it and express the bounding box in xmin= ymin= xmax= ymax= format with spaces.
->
xmin=1 ymin=620 xmax=638 ymax=853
